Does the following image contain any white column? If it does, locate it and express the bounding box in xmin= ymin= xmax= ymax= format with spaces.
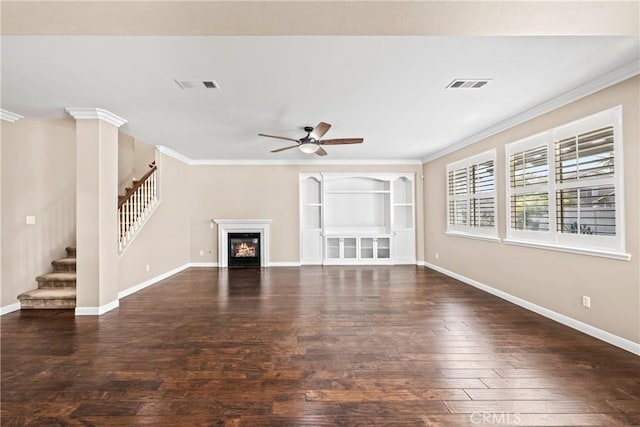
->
xmin=67 ymin=108 xmax=127 ymax=315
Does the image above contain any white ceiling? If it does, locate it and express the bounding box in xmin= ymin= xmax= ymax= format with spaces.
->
xmin=2 ymin=35 xmax=639 ymax=161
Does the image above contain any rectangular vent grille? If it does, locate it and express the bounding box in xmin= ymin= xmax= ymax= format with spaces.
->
xmin=175 ymin=79 xmax=220 ymax=90
xmin=446 ymin=79 xmax=491 ymax=89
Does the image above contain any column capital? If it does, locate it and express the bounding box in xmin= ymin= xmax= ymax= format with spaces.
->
xmin=0 ymin=109 xmax=23 ymax=123
xmin=65 ymin=108 xmax=127 ymax=128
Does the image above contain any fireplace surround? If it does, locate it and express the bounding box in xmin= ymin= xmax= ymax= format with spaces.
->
xmin=214 ymin=219 xmax=271 ymax=267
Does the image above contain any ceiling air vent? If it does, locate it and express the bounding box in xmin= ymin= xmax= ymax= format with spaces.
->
xmin=175 ymin=79 xmax=220 ymax=90
xmin=446 ymin=79 xmax=491 ymax=89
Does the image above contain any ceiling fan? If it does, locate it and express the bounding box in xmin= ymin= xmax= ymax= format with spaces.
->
xmin=258 ymin=122 xmax=363 ymax=156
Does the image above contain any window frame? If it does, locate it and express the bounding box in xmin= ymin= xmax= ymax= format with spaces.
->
xmin=446 ymin=149 xmax=498 ymax=240
xmin=504 ymin=106 xmax=627 ymax=259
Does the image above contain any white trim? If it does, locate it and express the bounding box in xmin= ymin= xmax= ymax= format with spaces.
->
xmin=154 ymin=145 xmax=422 ymax=166
xmin=269 ymin=261 xmax=302 ymax=267
xmin=75 ymin=299 xmax=120 ymax=316
xmin=214 ymin=219 xmax=272 ymax=268
xmin=423 ymin=59 xmax=640 ymax=163
xmin=423 ymin=261 xmax=640 ymax=355
xmin=191 ymin=158 xmax=423 ymax=166
xmin=1 ymin=302 xmax=21 ymax=315
xmin=445 ymin=231 xmax=501 ymax=243
xmin=503 ymin=238 xmax=631 ymax=261
xmin=187 ymin=262 xmax=218 ymax=268
xmin=65 ymin=108 xmax=127 ymax=127
xmin=156 ymin=145 xmax=193 ymax=164
xmin=0 ymin=109 xmax=23 ymax=123
xmin=416 ymin=260 xmax=427 ymax=267
xmin=118 ymin=263 xmax=191 ymax=299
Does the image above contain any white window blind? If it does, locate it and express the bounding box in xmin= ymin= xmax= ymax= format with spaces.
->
xmin=446 ymin=150 xmax=497 ymax=238
xmin=505 ymin=106 xmax=625 ymax=256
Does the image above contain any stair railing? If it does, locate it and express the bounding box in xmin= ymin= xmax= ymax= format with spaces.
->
xmin=118 ymin=165 xmax=158 ymax=252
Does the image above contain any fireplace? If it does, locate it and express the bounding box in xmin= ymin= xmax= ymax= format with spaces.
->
xmin=228 ymin=233 xmax=261 ymax=267
xmin=214 ymin=219 xmax=271 ymax=268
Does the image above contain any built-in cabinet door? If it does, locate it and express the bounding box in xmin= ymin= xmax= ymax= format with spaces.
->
xmin=376 ymin=237 xmax=391 ymax=259
xmin=360 ymin=238 xmax=374 ymax=259
xmin=393 ymin=230 xmax=415 ymax=263
xmin=343 ymin=237 xmax=358 ymax=259
xmin=301 ymin=230 xmax=323 ymax=263
xmin=326 ymin=237 xmax=341 ymax=259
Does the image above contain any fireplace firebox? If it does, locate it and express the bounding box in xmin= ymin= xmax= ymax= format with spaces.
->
xmin=228 ymin=233 xmax=261 ymax=267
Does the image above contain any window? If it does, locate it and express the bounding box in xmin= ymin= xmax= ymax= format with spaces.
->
xmin=505 ymin=106 xmax=626 ymax=258
xmin=446 ymin=150 xmax=497 ymax=239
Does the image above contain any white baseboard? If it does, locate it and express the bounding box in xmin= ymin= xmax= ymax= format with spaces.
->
xmin=187 ymin=262 xmax=218 ymax=267
xmin=118 ymin=263 xmax=191 ymax=299
xmin=269 ymin=262 xmax=301 ymax=267
xmin=423 ymin=261 xmax=640 ymax=356
xmin=75 ymin=299 xmax=120 ymax=316
xmin=1 ymin=302 xmax=21 ymax=315
xmin=416 ymin=260 xmax=427 ymax=267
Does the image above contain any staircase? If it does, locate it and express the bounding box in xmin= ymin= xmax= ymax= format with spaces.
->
xmin=17 ymin=245 xmax=76 ymax=309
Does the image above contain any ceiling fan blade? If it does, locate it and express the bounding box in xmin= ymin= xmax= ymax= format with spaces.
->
xmin=320 ymin=138 xmax=364 ymax=145
xmin=315 ymin=147 xmax=328 ymax=156
xmin=310 ymin=122 xmax=331 ymax=140
xmin=258 ymin=133 xmax=300 ymax=143
xmin=270 ymin=145 xmax=299 ymax=153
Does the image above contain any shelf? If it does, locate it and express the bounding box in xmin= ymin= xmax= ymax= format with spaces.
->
xmin=393 ymin=203 xmax=412 ymax=207
xmin=303 ymin=203 xmax=322 ymax=207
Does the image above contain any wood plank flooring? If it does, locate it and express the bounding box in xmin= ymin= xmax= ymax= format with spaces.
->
xmin=2 ymin=266 xmax=639 ymax=426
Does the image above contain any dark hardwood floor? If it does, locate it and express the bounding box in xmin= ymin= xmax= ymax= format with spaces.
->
xmin=2 ymin=266 xmax=639 ymax=426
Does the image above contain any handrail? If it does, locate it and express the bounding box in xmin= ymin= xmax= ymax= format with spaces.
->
xmin=118 ymin=165 xmax=157 ymax=209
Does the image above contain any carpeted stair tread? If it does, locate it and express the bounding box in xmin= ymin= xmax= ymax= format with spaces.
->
xmin=36 ymin=272 xmax=76 ymax=282
xmin=52 ymin=258 xmax=76 ymax=271
xmin=18 ymin=288 xmax=76 ymax=300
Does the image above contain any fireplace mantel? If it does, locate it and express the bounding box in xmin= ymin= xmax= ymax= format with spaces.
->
xmin=214 ymin=219 xmax=271 ymax=267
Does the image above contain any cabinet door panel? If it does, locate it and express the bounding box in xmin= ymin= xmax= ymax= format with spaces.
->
xmin=393 ymin=230 xmax=415 ymax=263
xmin=376 ymin=237 xmax=391 ymax=259
xmin=360 ymin=237 xmax=374 ymax=259
xmin=343 ymin=237 xmax=358 ymax=259
xmin=301 ymin=230 xmax=323 ymax=263
xmin=326 ymin=237 xmax=341 ymax=259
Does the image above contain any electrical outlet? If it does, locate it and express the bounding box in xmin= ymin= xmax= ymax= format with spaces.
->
xmin=146 ymin=264 xmax=150 ymax=272
xmin=582 ymin=296 xmax=591 ymax=308
xmin=435 ymin=252 xmax=439 ymax=260
xmin=199 ymin=250 xmax=204 ymax=256
xmin=26 ymin=216 xmax=36 ymax=225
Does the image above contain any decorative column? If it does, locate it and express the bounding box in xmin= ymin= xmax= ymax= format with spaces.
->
xmin=66 ymin=108 xmax=126 ymax=315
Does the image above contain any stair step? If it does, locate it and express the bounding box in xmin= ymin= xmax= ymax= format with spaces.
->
xmin=52 ymin=257 xmax=76 ymax=272
xmin=66 ymin=245 xmax=76 ymax=257
xmin=36 ymin=272 xmax=76 ymax=289
xmin=18 ymin=288 xmax=76 ymax=309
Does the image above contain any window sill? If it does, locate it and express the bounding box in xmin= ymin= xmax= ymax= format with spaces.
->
xmin=445 ymin=231 xmax=500 ymax=243
xmin=502 ymin=238 xmax=631 ymax=261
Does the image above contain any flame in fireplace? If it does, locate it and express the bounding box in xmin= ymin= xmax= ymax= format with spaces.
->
xmin=235 ymin=242 xmax=257 ymax=257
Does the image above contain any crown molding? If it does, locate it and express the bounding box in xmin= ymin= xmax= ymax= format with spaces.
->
xmin=190 ymin=158 xmax=424 ymax=166
xmin=65 ymin=108 xmax=127 ymax=128
xmin=422 ymin=59 xmax=640 ymax=164
xmin=156 ymin=145 xmax=193 ymax=164
xmin=156 ymin=145 xmax=421 ymax=166
xmin=0 ymin=109 xmax=23 ymax=123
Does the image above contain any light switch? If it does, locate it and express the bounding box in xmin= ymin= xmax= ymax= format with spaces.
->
xmin=26 ymin=216 xmax=36 ymax=225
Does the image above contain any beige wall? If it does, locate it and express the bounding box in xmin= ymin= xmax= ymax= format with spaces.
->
xmin=118 ymin=131 xmax=135 ymax=193
xmin=189 ymin=164 xmax=424 ymax=264
xmin=1 ymin=119 xmax=76 ymax=307
xmin=423 ymin=76 xmax=640 ymax=344
xmin=118 ymin=133 xmax=156 ymax=194
xmin=118 ymin=152 xmax=190 ymax=292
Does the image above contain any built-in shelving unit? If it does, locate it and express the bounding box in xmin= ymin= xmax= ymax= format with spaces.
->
xmin=300 ymin=172 xmax=415 ymax=265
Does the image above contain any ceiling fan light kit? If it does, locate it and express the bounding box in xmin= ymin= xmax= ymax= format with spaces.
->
xmin=258 ymin=121 xmax=364 ymax=156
